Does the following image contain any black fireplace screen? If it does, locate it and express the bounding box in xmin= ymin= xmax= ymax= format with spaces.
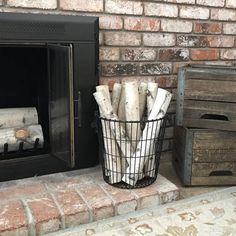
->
xmin=0 ymin=43 xmax=75 ymax=167
xmin=0 ymin=12 xmax=99 ymax=181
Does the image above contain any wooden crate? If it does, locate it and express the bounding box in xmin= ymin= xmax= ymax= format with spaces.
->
xmin=176 ymin=64 xmax=236 ymax=131
xmin=173 ymin=126 xmax=236 ymax=186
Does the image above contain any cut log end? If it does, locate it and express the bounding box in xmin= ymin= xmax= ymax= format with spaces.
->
xmin=15 ymin=128 xmax=29 ymax=139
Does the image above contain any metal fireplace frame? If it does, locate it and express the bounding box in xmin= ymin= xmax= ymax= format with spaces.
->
xmin=0 ymin=12 xmax=99 ymax=181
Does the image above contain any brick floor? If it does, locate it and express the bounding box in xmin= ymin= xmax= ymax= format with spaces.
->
xmin=0 ymin=166 xmax=179 ymax=235
xmin=0 ymin=201 xmax=28 ymax=236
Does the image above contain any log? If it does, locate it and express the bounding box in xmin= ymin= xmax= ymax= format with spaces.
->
xmin=0 ymin=107 xmax=38 ymax=129
xmin=0 ymin=124 xmax=44 ymax=153
xmin=145 ymin=90 xmax=172 ymax=178
xmin=96 ymin=85 xmax=111 ymax=104
xmin=138 ymin=82 xmax=148 ymax=120
xmin=122 ymin=88 xmax=172 ymax=185
xmin=94 ymin=91 xmax=133 ymax=154
xmin=124 ymin=81 xmax=140 ymax=149
xmin=94 ymin=88 xmax=122 ymax=183
xmin=118 ymin=84 xmax=126 ymax=121
xmin=111 ymin=83 xmax=122 ymax=115
xmin=147 ymin=82 xmax=158 ymax=116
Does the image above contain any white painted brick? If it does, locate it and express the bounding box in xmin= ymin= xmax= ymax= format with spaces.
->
xmin=100 ymin=47 xmax=120 ymax=61
xmin=221 ymin=49 xmax=236 ymax=60
xmin=143 ymin=33 xmax=175 ymax=47
xmin=124 ymin=17 xmax=160 ymax=32
xmin=161 ymin=19 xmax=192 ymax=33
xmin=223 ymin=23 xmax=236 ymax=34
xmin=121 ymin=48 xmax=156 ymax=61
xmin=226 ymin=0 xmax=236 ymax=8
xmin=164 ymin=0 xmax=195 ymax=3
xmin=208 ymin=36 xmax=234 ymax=47
xmin=145 ymin=3 xmax=178 ymax=18
xmin=99 ymin=16 xmax=123 ymax=30
xmin=211 ymin=8 xmax=236 ymax=21
xmin=104 ymin=32 xmax=141 ymax=46
xmin=8 ymin=0 xmax=57 ymax=9
xmin=197 ymin=0 xmax=225 ymax=7
xmin=180 ymin=6 xmax=210 ymax=19
xmin=60 ymin=0 xmax=103 ymax=12
xmin=105 ymin=0 xmax=143 ymax=15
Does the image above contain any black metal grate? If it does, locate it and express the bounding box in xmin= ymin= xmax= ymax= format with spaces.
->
xmin=0 ymin=138 xmax=44 ymax=160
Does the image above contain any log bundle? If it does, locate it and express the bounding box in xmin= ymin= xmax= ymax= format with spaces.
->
xmin=0 ymin=107 xmax=44 ymax=154
xmin=94 ymin=81 xmax=172 ymax=186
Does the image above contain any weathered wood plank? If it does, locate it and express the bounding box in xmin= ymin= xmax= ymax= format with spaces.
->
xmin=182 ymin=100 xmax=236 ymax=131
xmin=185 ymin=79 xmax=236 ymax=102
xmin=193 ymin=130 xmax=236 ymax=149
xmin=184 ymin=100 xmax=236 ymax=121
xmin=191 ymin=176 xmax=236 ymax=186
xmin=186 ymin=67 xmax=236 ymax=81
xmin=183 ymin=119 xmax=236 ymax=131
xmin=173 ymin=126 xmax=193 ymax=185
xmin=192 ymin=162 xmax=236 ymax=177
xmin=193 ymin=149 xmax=236 ymax=163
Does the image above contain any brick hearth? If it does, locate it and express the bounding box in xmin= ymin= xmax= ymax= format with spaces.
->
xmin=0 ymin=166 xmax=179 ymax=235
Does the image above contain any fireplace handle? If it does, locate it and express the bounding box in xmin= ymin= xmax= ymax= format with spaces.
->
xmin=78 ymin=91 xmax=82 ymax=127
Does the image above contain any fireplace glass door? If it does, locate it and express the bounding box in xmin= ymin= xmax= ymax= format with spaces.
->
xmin=0 ymin=43 xmax=75 ymax=167
xmin=49 ymin=44 xmax=75 ymax=167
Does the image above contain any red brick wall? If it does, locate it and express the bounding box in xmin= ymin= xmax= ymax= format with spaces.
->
xmin=2 ymin=0 xmax=236 ymax=153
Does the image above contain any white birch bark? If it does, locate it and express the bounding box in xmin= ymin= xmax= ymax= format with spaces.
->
xmin=124 ymin=81 xmax=140 ymax=149
xmin=94 ymin=91 xmax=133 ymax=156
xmin=138 ymin=82 xmax=148 ymax=120
xmin=147 ymin=82 xmax=158 ymax=116
xmin=0 ymin=107 xmax=38 ymax=129
xmin=93 ymin=89 xmax=125 ymax=184
xmin=122 ymin=88 xmax=172 ymax=185
xmin=95 ymin=86 xmax=122 ymax=183
xmin=118 ymin=84 xmax=126 ymax=121
xmin=111 ymin=83 xmax=122 ymax=115
xmin=96 ymin=85 xmax=112 ymax=109
xmin=0 ymin=124 xmax=44 ymax=153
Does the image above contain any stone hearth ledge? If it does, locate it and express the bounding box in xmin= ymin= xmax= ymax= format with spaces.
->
xmin=0 ymin=166 xmax=179 ymax=236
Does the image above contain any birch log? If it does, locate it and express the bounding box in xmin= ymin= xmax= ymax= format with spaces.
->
xmin=0 ymin=124 xmax=44 ymax=153
xmin=94 ymin=91 xmax=133 ymax=155
xmin=111 ymin=83 xmax=122 ymax=115
xmin=147 ymin=82 xmax=158 ymax=115
xmin=96 ymin=85 xmax=111 ymax=104
xmin=138 ymin=82 xmax=148 ymax=120
xmin=118 ymin=84 xmax=126 ymax=121
xmin=124 ymin=81 xmax=140 ymax=149
xmin=122 ymin=88 xmax=172 ymax=185
xmin=94 ymin=91 xmax=133 ymax=175
xmin=94 ymin=88 xmax=122 ymax=183
xmin=0 ymin=107 xmax=38 ymax=129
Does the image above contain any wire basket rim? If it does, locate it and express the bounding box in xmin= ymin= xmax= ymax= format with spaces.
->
xmin=95 ymin=111 xmax=168 ymax=123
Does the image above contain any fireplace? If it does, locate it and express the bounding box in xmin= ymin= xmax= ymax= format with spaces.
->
xmin=0 ymin=12 xmax=99 ymax=181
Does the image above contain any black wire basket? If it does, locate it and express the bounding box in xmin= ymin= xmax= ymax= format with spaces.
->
xmin=96 ymin=113 xmax=167 ymax=189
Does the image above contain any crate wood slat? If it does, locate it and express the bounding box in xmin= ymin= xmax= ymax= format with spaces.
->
xmin=176 ymin=65 xmax=236 ymax=131
xmin=173 ymin=126 xmax=236 ymax=186
xmin=191 ymin=176 xmax=236 ymax=185
xmin=193 ymin=130 xmax=236 ymax=149
xmin=182 ymin=100 xmax=236 ymax=131
xmin=185 ymin=79 xmax=236 ymax=102
xmin=185 ymin=65 xmax=236 ymax=81
xmin=173 ymin=126 xmax=193 ymax=185
xmin=193 ymin=149 xmax=236 ymax=163
xmin=192 ymin=162 xmax=236 ymax=177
